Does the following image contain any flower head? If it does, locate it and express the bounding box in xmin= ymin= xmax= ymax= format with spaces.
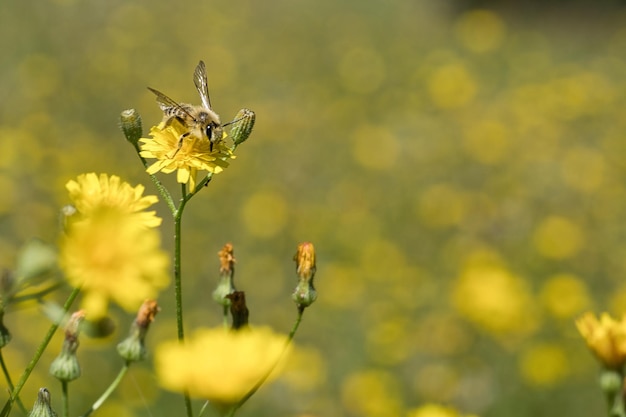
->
xmin=60 ymin=174 xmax=169 ymax=318
xmin=292 ymin=242 xmax=317 ymax=309
xmin=155 ymin=326 xmax=289 ymax=405
xmin=117 ymin=299 xmax=161 ymax=362
xmin=66 ymin=173 xmax=161 ymax=228
xmin=50 ymin=310 xmax=85 ymax=382
xmin=139 ymin=119 xmax=235 ymax=190
xmin=576 ymin=312 xmax=626 ymax=370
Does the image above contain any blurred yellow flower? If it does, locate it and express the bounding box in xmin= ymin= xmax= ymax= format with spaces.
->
xmin=341 ymin=370 xmax=403 ymax=417
xmin=155 ymin=327 xmax=289 ymax=405
xmin=576 ymin=312 xmax=626 ymax=370
xmin=451 ymin=265 xmax=537 ymax=338
xmin=539 ymin=274 xmax=591 ymax=319
xmin=139 ymin=119 xmax=235 ymax=190
xmin=407 ymin=403 xmax=478 ymax=417
xmin=427 ymin=63 xmax=477 ymax=109
xmin=518 ymin=343 xmax=569 ymax=386
xmin=60 ymin=174 xmax=169 ymax=318
xmin=455 ymin=10 xmax=506 ymax=53
xmin=66 ymin=173 xmax=161 ymax=228
xmin=533 ymin=216 xmax=584 ymax=259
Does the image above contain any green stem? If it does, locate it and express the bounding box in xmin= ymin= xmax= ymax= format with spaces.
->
xmin=227 ymin=308 xmax=306 ymax=415
xmin=10 ymin=283 xmax=63 ymax=304
xmin=222 ymin=305 xmax=229 ymax=329
xmin=61 ymin=381 xmax=69 ymax=417
xmin=0 ymin=351 xmax=27 ymax=415
xmin=174 ymin=183 xmax=193 ymax=417
xmin=0 ymin=287 xmax=81 ymax=417
xmin=80 ymin=362 xmax=130 ymax=417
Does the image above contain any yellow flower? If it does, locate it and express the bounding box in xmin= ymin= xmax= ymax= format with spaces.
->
xmin=155 ymin=327 xmax=289 ymax=405
xmin=66 ymin=173 xmax=161 ymax=228
xmin=139 ymin=119 xmax=235 ymax=190
xmin=576 ymin=312 xmax=626 ymax=370
xmin=60 ymin=174 xmax=169 ymax=318
xmin=407 ymin=404 xmax=478 ymax=417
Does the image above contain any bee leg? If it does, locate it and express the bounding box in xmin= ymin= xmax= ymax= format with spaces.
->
xmin=168 ymin=131 xmax=191 ymax=158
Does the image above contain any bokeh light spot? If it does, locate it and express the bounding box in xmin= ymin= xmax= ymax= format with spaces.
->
xmin=518 ymin=343 xmax=569 ymax=386
xmin=462 ymin=119 xmax=511 ymax=165
xmin=455 ymin=10 xmax=506 ymax=53
xmin=539 ymin=273 xmax=591 ymax=319
xmin=351 ymin=124 xmax=399 ymax=171
xmin=427 ymin=64 xmax=477 ymax=109
xmin=341 ymin=370 xmax=403 ymax=417
xmin=452 ymin=265 xmax=537 ymax=337
xmin=241 ymin=191 xmax=288 ymax=238
xmin=416 ymin=184 xmax=467 ymax=228
xmin=533 ymin=216 xmax=584 ymax=259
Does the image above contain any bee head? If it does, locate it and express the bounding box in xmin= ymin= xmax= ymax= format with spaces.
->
xmin=206 ymin=123 xmax=223 ymax=145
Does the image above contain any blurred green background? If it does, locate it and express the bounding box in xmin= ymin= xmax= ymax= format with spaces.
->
xmin=3 ymin=0 xmax=626 ymax=416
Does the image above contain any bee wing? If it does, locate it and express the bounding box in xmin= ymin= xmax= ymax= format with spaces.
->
xmin=147 ymin=87 xmax=197 ymax=120
xmin=193 ymin=60 xmax=213 ymax=110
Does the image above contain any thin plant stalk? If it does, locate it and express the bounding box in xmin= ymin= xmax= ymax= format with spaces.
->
xmin=80 ymin=362 xmax=130 ymax=417
xmin=0 ymin=351 xmax=27 ymax=415
xmin=61 ymin=380 xmax=69 ymax=417
xmin=0 ymin=286 xmax=81 ymax=417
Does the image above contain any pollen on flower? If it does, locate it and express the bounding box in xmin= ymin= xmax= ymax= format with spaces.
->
xmin=154 ymin=326 xmax=290 ymax=405
xmin=139 ymin=119 xmax=236 ymax=190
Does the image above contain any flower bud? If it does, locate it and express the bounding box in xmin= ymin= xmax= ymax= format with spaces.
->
xmin=50 ymin=311 xmax=85 ymax=382
xmin=28 ymin=388 xmax=57 ymax=417
xmin=117 ymin=299 xmax=160 ymax=361
xmin=212 ymin=243 xmax=237 ymax=306
xmin=226 ymin=291 xmax=249 ymax=330
xmin=120 ymin=109 xmax=143 ymax=149
xmin=292 ymin=242 xmax=317 ymax=310
xmin=229 ymin=109 xmax=255 ymax=147
xmin=599 ymin=369 xmax=623 ymax=395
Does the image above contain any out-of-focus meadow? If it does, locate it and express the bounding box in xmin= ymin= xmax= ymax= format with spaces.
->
xmin=2 ymin=0 xmax=626 ymax=416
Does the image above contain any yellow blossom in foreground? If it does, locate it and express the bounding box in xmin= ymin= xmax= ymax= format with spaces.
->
xmin=576 ymin=312 xmax=626 ymax=370
xmin=139 ymin=119 xmax=235 ymax=190
xmin=155 ymin=327 xmax=289 ymax=405
xmin=66 ymin=173 xmax=161 ymax=228
xmin=60 ymin=181 xmax=169 ymax=318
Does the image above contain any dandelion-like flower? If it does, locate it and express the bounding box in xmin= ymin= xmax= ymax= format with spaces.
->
xmin=66 ymin=173 xmax=161 ymax=228
xmin=576 ymin=312 xmax=626 ymax=370
xmin=139 ymin=119 xmax=235 ymax=190
xmin=60 ymin=174 xmax=169 ymax=318
xmin=155 ymin=326 xmax=289 ymax=405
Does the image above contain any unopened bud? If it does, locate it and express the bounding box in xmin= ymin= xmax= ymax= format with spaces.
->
xmin=50 ymin=310 xmax=85 ymax=382
xmin=226 ymin=291 xmax=249 ymax=330
xmin=229 ymin=109 xmax=255 ymax=147
xmin=212 ymin=243 xmax=237 ymax=306
xmin=120 ymin=109 xmax=143 ymax=149
xmin=117 ymin=299 xmax=160 ymax=361
xmin=292 ymin=242 xmax=317 ymax=309
xmin=28 ymin=388 xmax=57 ymax=417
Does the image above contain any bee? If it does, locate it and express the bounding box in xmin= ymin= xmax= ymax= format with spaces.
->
xmin=148 ymin=60 xmax=223 ymax=150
